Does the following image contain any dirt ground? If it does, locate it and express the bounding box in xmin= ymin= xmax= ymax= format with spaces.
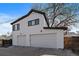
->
xmin=0 ymin=46 xmax=77 ymax=56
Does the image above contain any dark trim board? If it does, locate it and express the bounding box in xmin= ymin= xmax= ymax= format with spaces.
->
xmin=43 ymin=27 xmax=67 ymax=30
xmin=11 ymin=9 xmax=49 ymax=27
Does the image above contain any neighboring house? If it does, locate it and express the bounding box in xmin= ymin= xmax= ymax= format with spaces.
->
xmin=11 ymin=9 xmax=67 ymax=49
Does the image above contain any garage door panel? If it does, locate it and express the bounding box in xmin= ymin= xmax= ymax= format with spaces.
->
xmin=30 ymin=33 xmax=57 ymax=48
xmin=17 ymin=35 xmax=26 ymax=46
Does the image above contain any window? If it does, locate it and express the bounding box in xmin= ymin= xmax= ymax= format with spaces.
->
xmin=12 ymin=25 xmax=15 ymax=31
xmin=28 ymin=21 xmax=32 ymax=26
xmin=32 ymin=20 xmax=35 ymax=25
xmin=17 ymin=24 xmax=20 ymax=30
xmin=12 ymin=24 xmax=20 ymax=31
xmin=28 ymin=19 xmax=39 ymax=26
xmin=35 ymin=19 xmax=39 ymax=25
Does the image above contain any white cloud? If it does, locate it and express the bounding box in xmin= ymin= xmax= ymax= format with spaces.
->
xmin=0 ymin=13 xmax=14 ymax=23
xmin=0 ymin=22 xmax=12 ymax=35
xmin=69 ymin=25 xmax=79 ymax=33
xmin=0 ymin=13 xmax=17 ymax=35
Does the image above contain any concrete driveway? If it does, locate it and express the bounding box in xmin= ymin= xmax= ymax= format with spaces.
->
xmin=0 ymin=46 xmax=77 ymax=56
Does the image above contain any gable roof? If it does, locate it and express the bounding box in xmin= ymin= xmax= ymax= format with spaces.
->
xmin=11 ymin=9 xmax=49 ymax=27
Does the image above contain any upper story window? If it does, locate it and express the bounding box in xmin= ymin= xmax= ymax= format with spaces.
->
xmin=12 ymin=24 xmax=20 ymax=31
xmin=12 ymin=25 xmax=15 ymax=31
xmin=35 ymin=19 xmax=39 ymax=25
xmin=17 ymin=24 xmax=20 ymax=30
xmin=28 ymin=19 xmax=39 ymax=26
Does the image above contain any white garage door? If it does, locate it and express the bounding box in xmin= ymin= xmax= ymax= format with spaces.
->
xmin=30 ymin=33 xmax=57 ymax=48
xmin=17 ymin=35 xmax=26 ymax=46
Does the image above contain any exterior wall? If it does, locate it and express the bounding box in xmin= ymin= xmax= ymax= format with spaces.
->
xmin=12 ymin=12 xmax=47 ymax=46
xmin=12 ymin=12 xmax=64 ymax=49
xmin=57 ymin=30 xmax=64 ymax=48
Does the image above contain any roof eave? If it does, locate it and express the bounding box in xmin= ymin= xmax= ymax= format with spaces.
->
xmin=43 ymin=27 xmax=68 ymax=30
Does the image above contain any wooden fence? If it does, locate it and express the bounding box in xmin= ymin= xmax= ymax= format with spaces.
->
xmin=0 ymin=39 xmax=12 ymax=47
xmin=64 ymin=36 xmax=79 ymax=49
xmin=64 ymin=36 xmax=72 ymax=49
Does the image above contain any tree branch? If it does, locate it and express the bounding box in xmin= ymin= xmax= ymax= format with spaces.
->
xmin=56 ymin=15 xmax=75 ymax=27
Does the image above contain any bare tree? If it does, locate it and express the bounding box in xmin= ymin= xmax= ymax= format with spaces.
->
xmin=32 ymin=3 xmax=79 ymax=27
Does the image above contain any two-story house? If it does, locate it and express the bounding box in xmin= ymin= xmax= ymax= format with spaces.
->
xmin=11 ymin=9 xmax=67 ymax=49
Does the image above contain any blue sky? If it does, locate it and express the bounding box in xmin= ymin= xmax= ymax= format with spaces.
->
xmin=0 ymin=3 xmax=32 ymax=35
xmin=0 ymin=3 xmax=32 ymax=17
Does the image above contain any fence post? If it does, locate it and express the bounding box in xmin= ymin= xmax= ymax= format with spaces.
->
xmin=9 ymin=39 xmax=12 ymax=46
xmin=2 ymin=39 xmax=4 ymax=47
